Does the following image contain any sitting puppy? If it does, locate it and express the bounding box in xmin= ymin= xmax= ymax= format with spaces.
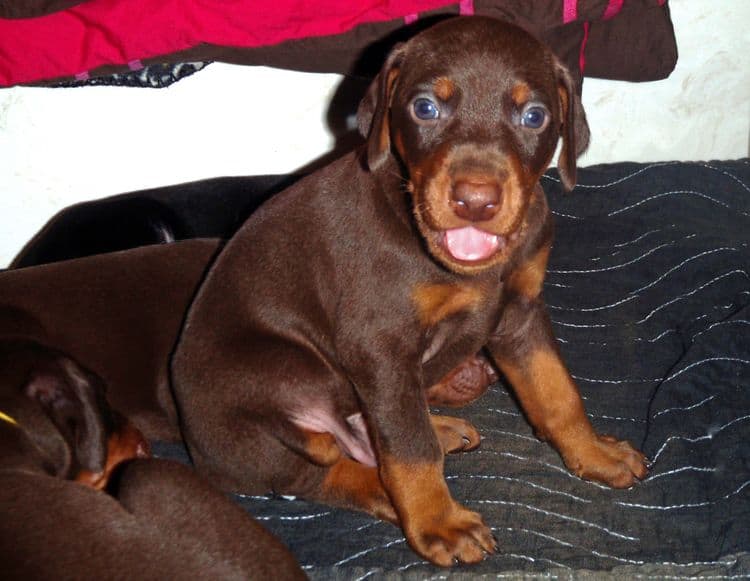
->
xmin=171 ymin=17 xmax=648 ymax=567
xmin=0 ymin=339 xmax=304 ymax=580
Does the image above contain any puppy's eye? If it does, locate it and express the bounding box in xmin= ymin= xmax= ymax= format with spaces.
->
xmin=412 ymin=98 xmax=440 ymax=121
xmin=520 ymin=104 xmax=548 ymax=130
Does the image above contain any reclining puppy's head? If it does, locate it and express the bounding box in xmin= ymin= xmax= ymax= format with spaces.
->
xmin=358 ymin=16 xmax=589 ymax=275
xmin=0 ymin=339 xmax=149 ymax=488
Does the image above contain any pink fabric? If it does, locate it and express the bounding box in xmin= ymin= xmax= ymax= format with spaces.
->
xmin=458 ymin=0 xmax=474 ymax=16
xmin=579 ymin=20 xmax=590 ymax=74
xmin=602 ymin=0 xmax=624 ymax=20
xmin=562 ymin=0 xmax=578 ymax=23
xmin=403 ymin=0 xmax=472 ymax=24
xmin=0 ymin=0 xmax=456 ymax=86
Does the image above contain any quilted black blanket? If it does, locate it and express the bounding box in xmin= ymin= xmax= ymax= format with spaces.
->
xmin=154 ymin=160 xmax=750 ymax=578
xmin=25 ymin=159 xmax=744 ymax=578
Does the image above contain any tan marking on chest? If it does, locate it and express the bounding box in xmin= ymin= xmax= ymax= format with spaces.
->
xmin=412 ymin=282 xmax=485 ymax=327
xmin=507 ymin=244 xmax=551 ymax=300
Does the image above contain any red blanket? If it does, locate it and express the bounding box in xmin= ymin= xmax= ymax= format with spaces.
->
xmin=0 ymin=0 xmax=456 ymax=86
xmin=0 ymin=0 xmax=677 ymax=88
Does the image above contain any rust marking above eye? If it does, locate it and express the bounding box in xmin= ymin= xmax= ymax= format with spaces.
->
xmin=433 ymin=76 xmax=455 ymax=101
xmin=412 ymin=282 xmax=485 ymax=327
xmin=512 ymin=82 xmax=531 ymax=106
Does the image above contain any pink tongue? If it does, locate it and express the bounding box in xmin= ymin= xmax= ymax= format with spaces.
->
xmin=444 ymin=226 xmax=500 ymax=261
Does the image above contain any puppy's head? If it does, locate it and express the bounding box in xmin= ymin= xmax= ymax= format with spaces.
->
xmin=0 ymin=339 xmax=149 ymax=487
xmin=358 ymin=16 xmax=589 ymax=275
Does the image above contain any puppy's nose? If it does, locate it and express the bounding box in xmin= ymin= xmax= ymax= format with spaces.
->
xmin=450 ymin=180 xmax=501 ymax=222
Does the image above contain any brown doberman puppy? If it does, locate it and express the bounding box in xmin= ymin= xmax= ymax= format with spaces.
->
xmin=0 ymin=339 xmax=305 ymax=580
xmin=172 ymin=16 xmax=648 ymax=567
xmin=0 ymin=338 xmax=149 ymax=488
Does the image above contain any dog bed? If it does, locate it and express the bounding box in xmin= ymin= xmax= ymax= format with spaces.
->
xmin=14 ymin=158 xmax=750 ymax=577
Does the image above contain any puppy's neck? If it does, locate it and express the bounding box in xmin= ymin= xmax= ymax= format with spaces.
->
xmin=0 ymin=405 xmax=75 ymax=478
xmin=0 ymin=416 xmax=63 ymax=478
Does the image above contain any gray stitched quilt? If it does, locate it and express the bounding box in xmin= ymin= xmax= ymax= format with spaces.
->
xmin=157 ymin=159 xmax=750 ymax=579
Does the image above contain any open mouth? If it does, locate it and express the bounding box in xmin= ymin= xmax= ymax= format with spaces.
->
xmin=441 ymin=226 xmax=505 ymax=262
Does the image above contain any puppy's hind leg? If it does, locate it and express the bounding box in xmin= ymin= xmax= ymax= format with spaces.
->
xmin=314 ymin=457 xmax=399 ymax=525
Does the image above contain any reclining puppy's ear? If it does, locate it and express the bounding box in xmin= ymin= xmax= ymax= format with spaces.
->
xmin=24 ymin=354 xmax=111 ymax=476
xmin=555 ymin=59 xmax=590 ymax=191
xmin=357 ymin=43 xmax=405 ymax=171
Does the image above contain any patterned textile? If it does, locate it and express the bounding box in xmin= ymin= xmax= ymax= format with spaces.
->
xmin=154 ymin=159 xmax=750 ymax=578
xmin=51 ymin=62 xmax=210 ymax=89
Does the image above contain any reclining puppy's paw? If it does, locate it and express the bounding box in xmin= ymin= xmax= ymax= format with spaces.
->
xmin=566 ymin=434 xmax=649 ymax=489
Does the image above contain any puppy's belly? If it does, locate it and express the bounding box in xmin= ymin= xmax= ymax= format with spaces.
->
xmin=291 ymin=408 xmax=376 ymax=467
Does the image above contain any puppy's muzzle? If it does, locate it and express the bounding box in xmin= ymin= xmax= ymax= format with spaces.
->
xmin=450 ymin=180 xmax=502 ymax=223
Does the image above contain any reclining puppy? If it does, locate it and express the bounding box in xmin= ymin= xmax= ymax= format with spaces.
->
xmin=171 ymin=17 xmax=648 ymax=567
xmin=0 ymin=239 xmax=221 ymax=441
xmin=0 ymin=339 xmax=304 ymax=580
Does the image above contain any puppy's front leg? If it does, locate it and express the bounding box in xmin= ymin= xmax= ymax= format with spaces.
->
xmin=353 ymin=363 xmax=495 ymax=567
xmin=488 ymin=246 xmax=648 ymax=488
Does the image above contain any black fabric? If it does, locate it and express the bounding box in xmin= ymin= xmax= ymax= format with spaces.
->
xmin=11 ymin=174 xmax=295 ymax=268
xmin=50 ymin=62 xmax=211 ymax=89
xmin=151 ymin=159 xmax=750 ymax=577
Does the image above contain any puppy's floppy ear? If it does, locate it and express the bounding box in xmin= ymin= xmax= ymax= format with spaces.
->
xmin=24 ymin=353 xmax=111 ymax=475
xmin=357 ymin=43 xmax=406 ymax=171
xmin=554 ymin=59 xmax=590 ymax=191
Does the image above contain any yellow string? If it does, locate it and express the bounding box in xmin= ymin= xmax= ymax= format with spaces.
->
xmin=0 ymin=410 xmax=18 ymax=426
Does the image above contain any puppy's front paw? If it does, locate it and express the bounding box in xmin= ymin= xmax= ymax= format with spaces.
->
xmin=565 ymin=434 xmax=648 ymax=488
xmin=406 ymin=502 xmax=496 ymax=567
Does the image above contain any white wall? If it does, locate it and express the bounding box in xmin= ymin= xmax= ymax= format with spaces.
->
xmin=579 ymin=0 xmax=750 ymax=166
xmin=0 ymin=0 xmax=748 ymax=267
